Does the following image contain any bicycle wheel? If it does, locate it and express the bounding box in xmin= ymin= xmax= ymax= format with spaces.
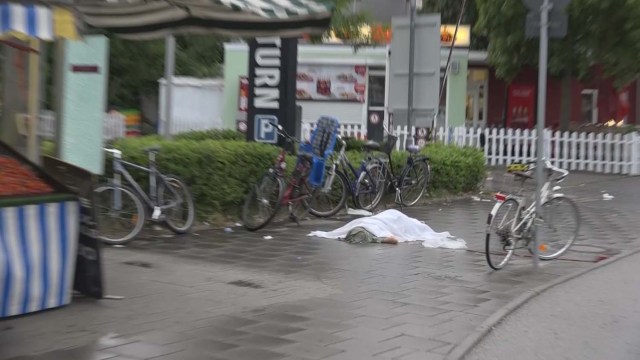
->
xmin=242 ymin=172 xmax=284 ymax=231
xmin=486 ymin=198 xmax=520 ymax=270
xmin=308 ymin=167 xmax=349 ymax=218
xmin=355 ymin=162 xmax=386 ymax=211
xmin=398 ymin=160 xmax=430 ymax=207
xmin=289 ymin=182 xmax=316 ymax=221
xmin=93 ymin=184 xmax=145 ymax=245
xmin=157 ymin=175 xmax=195 ymax=234
xmin=535 ymin=196 xmax=580 ymax=260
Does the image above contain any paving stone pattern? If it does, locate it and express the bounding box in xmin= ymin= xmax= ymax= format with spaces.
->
xmin=1 ymin=173 xmax=639 ymax=360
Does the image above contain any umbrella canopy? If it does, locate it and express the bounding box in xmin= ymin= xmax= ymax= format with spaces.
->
xmin=76 ymin=0 xmax=334 ymax=40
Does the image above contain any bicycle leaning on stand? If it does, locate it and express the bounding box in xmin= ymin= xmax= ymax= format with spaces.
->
xmin=241 ymin=123 xmax=316 ymax=231
xmin=485 ymin=159 xmax=580 ymax=270
xmin=307 ymin=134 xmax=386 ymax=216
xmin=361 ymin=126 xmax=431 ymax=210
xmin=95 ymin=146 xmax=195 ymax=245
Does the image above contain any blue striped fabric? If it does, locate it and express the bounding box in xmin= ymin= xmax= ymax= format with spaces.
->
xmin=0 ymin=201 xmax=79 ymax=317
xmin=0 ymin=2 xmax=53 ymax=41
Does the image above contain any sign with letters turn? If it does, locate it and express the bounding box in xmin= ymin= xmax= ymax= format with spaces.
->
xmin=246 ymin=37 xmax=298 ymax=146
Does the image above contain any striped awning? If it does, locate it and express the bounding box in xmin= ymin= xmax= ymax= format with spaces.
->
xmin=76 ymin=0 xmax=334 ymax=40
xmin=0 ymin=2 xmax=79 ymax=41
xmin=0 ymin=2 xmax=54 ymax=41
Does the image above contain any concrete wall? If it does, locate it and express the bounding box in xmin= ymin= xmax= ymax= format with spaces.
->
xmin=56 ymin=35 xmax=109 ymax=175
xmin=445 ymin=50 xmax=468 ymax=128
xmin=221 ymin=43 xmax=250 ymax=130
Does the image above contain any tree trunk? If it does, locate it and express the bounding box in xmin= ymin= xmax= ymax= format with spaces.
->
xmin=559 ymin=75 xmax=572 ymax=131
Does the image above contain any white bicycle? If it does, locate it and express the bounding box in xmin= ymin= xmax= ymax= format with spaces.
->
xmin=486 ymin=159 xmax=580 ymax=270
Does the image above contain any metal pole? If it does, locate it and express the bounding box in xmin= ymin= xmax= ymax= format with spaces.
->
xmin=27 ymin=38 xmax=41 ymax=163
xmin=439 ymin=0 xmax=467 ymax=140
xmin=384 ymin=44 xmax=391 ymax=131
xmin=406 ymin=0 xmax=416 ymax=148
xmin=163 ymin=34 xmax=176 ymax=139
xmin=533 ymin=0 xmax=552 ymax=269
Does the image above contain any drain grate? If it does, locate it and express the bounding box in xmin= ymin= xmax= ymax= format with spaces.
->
xmin=227 ymin=280 xmax=263 ymax=289
xmin=122 ymin=260 xmax=153 ymax=268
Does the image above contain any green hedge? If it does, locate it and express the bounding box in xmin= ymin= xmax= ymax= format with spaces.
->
xmin=339 ymin=143 xmax=485 ymax=194
xmin=40 ymin=131 xmax=486 ymax=221
xmin=173 ymin=129 xmax=245 ymax=142
xmin=110 ymin=137 xmax=280 ymax=219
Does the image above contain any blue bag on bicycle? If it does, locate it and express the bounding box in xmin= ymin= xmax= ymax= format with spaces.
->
xmin=304 ymin=116 xmax=340 ymax=187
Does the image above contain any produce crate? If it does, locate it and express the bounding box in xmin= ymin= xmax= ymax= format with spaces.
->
xmin=0 ymin=141 xmax=80 ymax=318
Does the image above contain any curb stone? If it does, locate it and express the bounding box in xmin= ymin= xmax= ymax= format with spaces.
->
xmin=444 ymin=246 xmax=640 ymax=360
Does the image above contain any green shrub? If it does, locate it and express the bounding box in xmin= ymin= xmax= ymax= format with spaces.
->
xmin=339 ymin=144 xmax=485 ymax=194
xmin=102 ymin=136 xmax=485 ymax=221
xmin=173 ymin=129 xmax=245 ymax=142
xmin=342 ymin=137 xmax=367 ymax=152
xmin=41 ymin=140 xmax=56 ymax=157
xmin=110 ymin=137 xmax=280 ymax=220
xmin=423 ymin=143 xmax=486 ymax=193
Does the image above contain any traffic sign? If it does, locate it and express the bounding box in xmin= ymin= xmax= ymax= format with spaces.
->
xmin=525 ymin=10 xmax=568 ymax=38
xmin=524 ymin=0 xmax=569 ymax=39
xmin=237 ymin=120 xmax=247 ymax=133
xmin=522 ymin=0 xmax=570 ymax=11
xmin=254 ymin=115 xmax=278 ymax=143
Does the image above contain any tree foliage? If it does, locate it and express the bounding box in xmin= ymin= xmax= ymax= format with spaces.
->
xmin=307 ymin=0 xmax=372 ymax=43
xmin=108 ymin=35 xmax=224 ymax=107
xmin=475 ymin=0 xmax=640 ymax=87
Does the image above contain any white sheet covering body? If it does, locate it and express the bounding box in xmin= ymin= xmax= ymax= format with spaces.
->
xmin=308 ymin=209 xmax=467 ymax=249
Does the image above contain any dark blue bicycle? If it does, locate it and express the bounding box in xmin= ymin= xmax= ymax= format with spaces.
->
xmin=307 ymin=135 xmax=386 ymax=217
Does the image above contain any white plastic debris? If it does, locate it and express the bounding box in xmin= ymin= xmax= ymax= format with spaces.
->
xmin=602 ymin=193 xmax=614 ymax=200
xmin=223 ymin=227 xmax=233 ymax=233
xmin=471 ymin=196 xmax=481 ymax=201
xmin=347 ymin=208 xmax=373 ymax=216
xmin=263 ymin=235 xmax=273 ymax=240
xmin=234 ymin=222 xmax=242 ymax=227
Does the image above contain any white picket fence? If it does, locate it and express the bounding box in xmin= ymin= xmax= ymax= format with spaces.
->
xmin=23 ymin=111 xmax=126 ymax=140
xmin=34 ymin=111 xmax=223 ymax=140
xmin=302 ymin=122 xmax=640 ymax=175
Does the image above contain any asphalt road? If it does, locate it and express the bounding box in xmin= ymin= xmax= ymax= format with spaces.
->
xmin=466 ymin=250 xmax=640 ymax=360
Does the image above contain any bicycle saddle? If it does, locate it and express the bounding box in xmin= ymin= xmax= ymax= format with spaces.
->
xmin=143 ymin=145 xmax=161 ymax=153
xmin=363 ymin=140 xmax=380 ymax=151
xmin=406 ymin=144 xmax=420 ymax=154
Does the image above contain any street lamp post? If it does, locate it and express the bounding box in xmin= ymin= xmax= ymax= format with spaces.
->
xmin=533 ymin=0 xmax=552 ymax=269
xmin=163 ymin=34 xmax=175 ymax=139
xmin=406 ymin=0 xmax=416 ymax=149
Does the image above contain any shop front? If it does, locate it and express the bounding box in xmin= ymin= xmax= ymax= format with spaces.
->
xmin=470 ymin=62 xmax=639 ymax=129
xmin=0 ymin=2 xmax=95 ymax=318
xmin=222 ymin=42 xmax=475 ymax=135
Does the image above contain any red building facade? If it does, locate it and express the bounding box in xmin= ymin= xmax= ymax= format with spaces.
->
xmin=475 ymin=65 xmax=638 ymax=129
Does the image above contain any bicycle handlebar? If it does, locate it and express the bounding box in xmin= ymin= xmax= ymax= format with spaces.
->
xmin=525 ymin=159 xmax=569 ymax=181
xmin=336 ymin=135 xmax=347 ymax=154
xmin=269 ymin=122 xmax=299 ymax=143
xmin=104 ymin=148 xmax=122 ymax=157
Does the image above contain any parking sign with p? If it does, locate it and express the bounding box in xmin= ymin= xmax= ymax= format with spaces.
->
xmin=254 ymin=115 xmax=278 ymax=143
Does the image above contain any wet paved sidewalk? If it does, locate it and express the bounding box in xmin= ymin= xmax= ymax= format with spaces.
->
xmin=1 ymin=173 xmax=639 ymax=360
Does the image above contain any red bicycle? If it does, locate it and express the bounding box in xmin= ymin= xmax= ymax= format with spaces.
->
xmin=241 ymin=123 xmax=318 ymax=231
